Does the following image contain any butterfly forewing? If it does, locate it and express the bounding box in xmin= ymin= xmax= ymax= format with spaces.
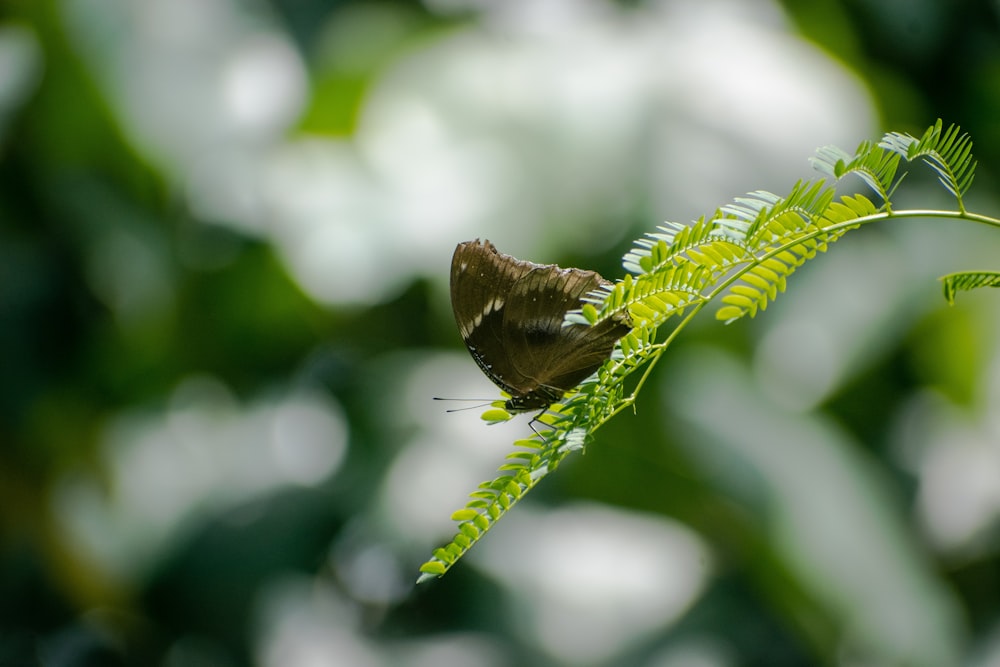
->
xmin=450 ymin=240 xmax=529 ymax=340
xmin=451 ymin=240 xmax=536 ymax=398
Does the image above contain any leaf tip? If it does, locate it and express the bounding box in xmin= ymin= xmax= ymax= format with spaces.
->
xmin=481 ymin=408 xmax=513 ymax=423
xmin=417 ymin=561 xmax=447 ymax=582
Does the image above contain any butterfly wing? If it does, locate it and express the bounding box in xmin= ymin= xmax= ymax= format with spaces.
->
xmin=504 ymin=265 xmax=632 ymax=402
xmin=450 ymin=239 xmax=540 ymax=398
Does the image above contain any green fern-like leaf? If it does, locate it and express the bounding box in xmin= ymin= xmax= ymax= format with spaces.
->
xmin=713 ymin=184 xmax=867 ymax=323
xmin=939 ymin=271 xmax=1000 ymax=305
xmin=880 ymin=119 xmax=976 ymax=211
xmin=419 ymin=387 xmax=626 ymax=581
xmin=821 ymin=193 xmax=879 ymax=223
xmin=590 ymin=262 xmax=709 ymax=328
xmin=810 ymin=140 xmax=901 ymax=207
xmin=745 ymin=181 xmax=835 ymax=245
xmin=622 ymin=216 xmax=739 ymax=275
xmin=418 ymin=451 xmax=545 ymax=582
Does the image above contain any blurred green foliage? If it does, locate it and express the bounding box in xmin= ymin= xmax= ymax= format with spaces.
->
xmin=2 ymin=0 xmax=1000 ymax=666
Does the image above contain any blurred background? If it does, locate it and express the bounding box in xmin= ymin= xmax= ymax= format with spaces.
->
xmin=3 ymin=0 xmax=1000 ymax=665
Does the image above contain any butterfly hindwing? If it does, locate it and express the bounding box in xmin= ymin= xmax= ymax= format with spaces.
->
xmin=505 ymin=267 xmax=597 ymax=379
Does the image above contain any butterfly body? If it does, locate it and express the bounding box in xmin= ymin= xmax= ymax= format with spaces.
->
xmin=450 ymin=239 xmax=632 ymax=411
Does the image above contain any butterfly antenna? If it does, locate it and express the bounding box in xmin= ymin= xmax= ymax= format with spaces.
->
xmin=433 ymin=397 xmax=494 ymax=413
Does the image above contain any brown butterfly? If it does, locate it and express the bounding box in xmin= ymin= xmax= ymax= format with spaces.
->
xmin=450 ymin=239 xmax=632 ymax=411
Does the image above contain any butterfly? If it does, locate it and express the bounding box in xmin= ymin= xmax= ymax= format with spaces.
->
xmin=450 ymin=239 xmax=633 ymax=411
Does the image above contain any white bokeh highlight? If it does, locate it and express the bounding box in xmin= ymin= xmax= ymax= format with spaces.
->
xmin=254 ymin=575 xmax=512 ymax=667
xmin=475 ymin=503 xmax=711 ymax=665
xmin=61 ymin=0 xmax=873 ymax=306
xmin=53 ymin=376 xmax=349 ymax=582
